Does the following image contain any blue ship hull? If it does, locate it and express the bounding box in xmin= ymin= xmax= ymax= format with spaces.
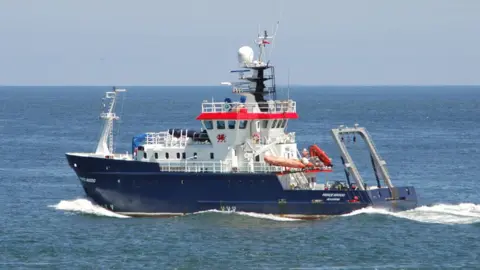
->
xmin=66 ymin=154 xmax=418 ymax=219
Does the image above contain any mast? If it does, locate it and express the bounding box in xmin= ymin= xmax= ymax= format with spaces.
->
xmin=95 ymin=87 xmax=126 ymax=155
xmin=252 ymin=30 xmax=277 ymax=105
xmin=224 ymin=29 xmax=278 ymax=110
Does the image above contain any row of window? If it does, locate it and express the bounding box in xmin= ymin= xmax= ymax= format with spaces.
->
xmin=143 ymin=151 xmax=261 ymax=162
xmin=266 ymin=119 xmax=287 ymax=129
xmin=203 ymin=119 xmax=287 ymax=130
xmin=145 ymin=152 xmax=215 ymax=160
xmin=204 ymin=120 xmax=248 ymax=130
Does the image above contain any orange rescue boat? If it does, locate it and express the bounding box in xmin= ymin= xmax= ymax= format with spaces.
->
xmin=264 ymin=155 xmax=306 ymax=169
xmin=309 ymin=144 xmax=332 ymax=167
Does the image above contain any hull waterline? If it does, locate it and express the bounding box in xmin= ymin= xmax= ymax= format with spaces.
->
xmin=67 ymin=154 xmax=418 ymax=219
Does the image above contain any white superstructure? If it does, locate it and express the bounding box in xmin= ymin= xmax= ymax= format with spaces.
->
xmin=132 ymin=30 xmax=327 ymax=177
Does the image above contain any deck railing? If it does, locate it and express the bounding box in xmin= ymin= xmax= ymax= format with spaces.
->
xmin=201 ymin=100 xmax=296 ymax=113
xmin=144 ymin=132 xmax=188 ymax=147
xmin=157 ymin=160 xmax=284 ymax=173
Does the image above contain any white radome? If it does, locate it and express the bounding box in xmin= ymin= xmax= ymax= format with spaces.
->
xmin=237 ymin=46 xmax=254 ymax=67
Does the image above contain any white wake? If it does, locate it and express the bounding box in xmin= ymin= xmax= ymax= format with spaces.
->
xmin=193 ymin=209 xmax=301 ymax=222
xmin=50 ymin=199 xmax=480 ymax=224
xmin=49 ymin=199 xmax=298 ymax=221
xmin=49 ymin=198 xmax=130 ymax=218
xmin=343 ymin=203 xmax=480 ymax=225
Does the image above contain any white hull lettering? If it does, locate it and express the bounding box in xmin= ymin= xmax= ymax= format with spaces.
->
xmin=79 ymin=177 xmax=96 ymax=183
xmin=322 ymin=193 xmax=345 ymax=197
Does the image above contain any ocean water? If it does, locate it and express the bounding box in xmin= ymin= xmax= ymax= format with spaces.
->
xmin=1 ymin=85 xmax=480 ymax=269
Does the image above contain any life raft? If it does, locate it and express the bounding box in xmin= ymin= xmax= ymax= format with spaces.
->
xmin=309 ymin=145 xmax=332 ymax=167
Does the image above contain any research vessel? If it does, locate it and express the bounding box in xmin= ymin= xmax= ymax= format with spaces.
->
xmin=65 ymin=31 xmax=417 ymax=218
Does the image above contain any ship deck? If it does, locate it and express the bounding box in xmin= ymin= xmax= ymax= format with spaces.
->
xmin=66 ymin=152 xmax=331 ymax=174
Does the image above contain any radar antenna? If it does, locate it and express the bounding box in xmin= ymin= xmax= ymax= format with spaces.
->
xmin=221 ymin=28 xmax=279 ymax=110
xmin=256 ymin=30 xmax=273 ymax=64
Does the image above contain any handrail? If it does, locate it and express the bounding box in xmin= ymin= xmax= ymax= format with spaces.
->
xmin=144 ymin=132 xmax=189 ymax=147
xmin=156 ymin=160 xmax=283 ymax=173
xmin=201 ymin=100 xmax=296 ymax=113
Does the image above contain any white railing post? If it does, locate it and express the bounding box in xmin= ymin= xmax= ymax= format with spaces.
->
xmin=201 ymin=101 xmax=296 ymax=114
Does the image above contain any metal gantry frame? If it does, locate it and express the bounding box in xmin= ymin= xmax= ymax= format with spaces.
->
xmin=331 ymin=124 xmax=395 ymax=194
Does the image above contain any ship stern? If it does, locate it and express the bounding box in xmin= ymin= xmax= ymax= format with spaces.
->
xmin=367 ymin=186 xmax=418 ymax=212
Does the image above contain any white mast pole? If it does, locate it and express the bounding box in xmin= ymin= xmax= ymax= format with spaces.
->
xmin=95 ymin=87 xmax=126 ymax=155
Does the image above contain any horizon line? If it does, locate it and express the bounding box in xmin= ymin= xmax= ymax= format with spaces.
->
xmin=1 ymin=84 xmax=480 ymax=87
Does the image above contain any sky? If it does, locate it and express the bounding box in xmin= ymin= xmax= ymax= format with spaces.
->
xmin=0 ymin=0 xmax=479 ymax=86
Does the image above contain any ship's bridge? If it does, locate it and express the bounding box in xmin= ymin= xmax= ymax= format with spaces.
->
xmin=192 ymin=94 xmax=299 ymax=168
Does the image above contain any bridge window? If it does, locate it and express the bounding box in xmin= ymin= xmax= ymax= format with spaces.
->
xmin=262 ymin=120 xmax=269 ymax=128
xmin=165 ymin=152 xmax=169 ymax=159
xmin=182 ymin=152 xmax=186 ymax=159
xmin=281 ymin=120 xmax=287 ymax=128
xmin=255 ymin=155 xmax=260 ymax=162
xmin=228 ymin=120 xmax=236 ymax=129
xmin=143 ymin=152 xmax=147 ymax=159
xmin=217 ymin=120 xmax=225 ymax=129
xmin=276 ymin=120 xmax=283 ymax=128
xmin=154 ymin=153 xmax=158 ymax=159
xmin=271 ymin=120 xmax=277 ymax=128
xmin=239 ymin=120 xmax=247 ymax=129
xmin=204 ymin=120 xmax=213 ymax=130
xmin=210 ymin=153 xmax=214 ymax=159
xmin=176 ymin=152 xmax=180 ymax=159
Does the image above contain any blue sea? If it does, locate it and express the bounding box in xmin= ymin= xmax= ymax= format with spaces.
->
xmin=1 ymin=85 xmax=479 ymax=269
